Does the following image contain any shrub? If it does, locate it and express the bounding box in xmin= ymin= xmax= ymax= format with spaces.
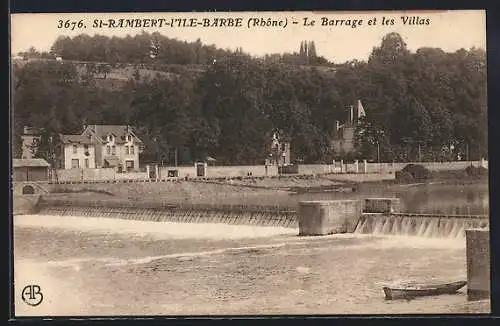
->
xmin=395 ymin=171 xmax=414 ymax=183
xmin=400 ymin=164 xmax=431 ymax=181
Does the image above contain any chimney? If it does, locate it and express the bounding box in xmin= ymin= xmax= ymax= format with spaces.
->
xmin=349 ymin=105 xmax=354 ymax=124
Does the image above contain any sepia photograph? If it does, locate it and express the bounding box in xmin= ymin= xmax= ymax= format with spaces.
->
xmin=10 ymin=10 xmax=489 ymax=316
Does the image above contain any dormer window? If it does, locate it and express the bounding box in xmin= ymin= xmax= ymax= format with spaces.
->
xmin=127 ymin=135 xmax=132 ymax=142
xmin=108 ymin=134 xmax=114 ymax=142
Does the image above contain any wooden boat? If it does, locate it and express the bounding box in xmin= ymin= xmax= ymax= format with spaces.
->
xmin=383 ymin=281 xmax=467 ymax=300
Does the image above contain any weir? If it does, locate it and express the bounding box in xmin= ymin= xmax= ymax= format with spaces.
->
xmin=27 ymin=196 xmax=490 ymax=238
xmin=35 ymin=198 xmax=298 ymax=228
xmin=354 ymin=213 xmax=489 ymax=238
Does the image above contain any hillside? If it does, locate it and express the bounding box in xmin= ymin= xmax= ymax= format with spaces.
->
xmin=12 ymin=33 xmax=487 ymax=166
xmin=13 ymin=57 xmax=338 ymax=91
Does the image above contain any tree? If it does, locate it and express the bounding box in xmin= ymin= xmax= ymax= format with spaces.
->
xmin=308 ymin=41 xmax=317 ymax=57
xmin=13 ymin=32 xmax=487 ymax=165
xmin=369 ymin=32 xmax=410 ymax=64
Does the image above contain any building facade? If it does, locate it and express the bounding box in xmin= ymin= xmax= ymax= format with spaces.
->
xmin=57 ymin=125 xmax=143 ymax=172
xmin=268 ymin=132 xmax=291 ymax=166
xmin=332 ymin=100 xmax=366 ymax=155
xmin=13 ymin=158 xmax=50 ymax=181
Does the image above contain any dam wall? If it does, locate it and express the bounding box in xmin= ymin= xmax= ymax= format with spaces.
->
xmin=22 ymin=196 xmax=489 ymax=240
xmin=355 ymin=213 xmax=489 ymax=238
xmin=35 ymin=197 xmax=298 ymax=228
xmin=355 ymin=197 xmax=489 ymax=238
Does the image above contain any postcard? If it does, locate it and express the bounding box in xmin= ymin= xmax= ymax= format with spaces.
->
xmin=11 ymin=10 xmax=489 ymax=317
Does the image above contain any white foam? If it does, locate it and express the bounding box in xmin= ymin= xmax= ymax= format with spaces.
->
xmin=14 ymin=214 xmax=298 ymax=240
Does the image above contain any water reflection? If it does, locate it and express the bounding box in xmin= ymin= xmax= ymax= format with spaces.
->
xmin=296 ymin=182 xmax=489 ymax=216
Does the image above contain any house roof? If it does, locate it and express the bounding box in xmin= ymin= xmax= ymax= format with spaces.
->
xmin=58 ymin=125 xmax=143 ymax=146
xmin=13 ymin=158 xmax=50 ymax=168
xmin=85 ymin=125 xmax=143 ymax=144
xmin=59 ymin=134 xmax=95 ymax=145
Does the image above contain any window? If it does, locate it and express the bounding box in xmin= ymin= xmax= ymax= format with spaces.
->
xmin=125 ymin=160 xmax=134 ymax=170
xmin=108 ymin=135 xmax=113 ymax=142
xmin=106 ymin=145 xmax=111 ymax=155
xmin=71 ymin=159 xmax=79 ymax=168
xmin=130 ymin=145 xmax=135 ymax=155
xmin=112 ymin=145 xmax=116 ymax=155
xmin=73 ymin=145 xmax=77 ymax=154
xmin=127 ymin=135 xmax=132 ymax=142
xmin=125 ymin=146 xmax=129 ymax=155
xmin=84 ymin=158 xmax=89 ymax=168
xmin=84 ymin=144 xmax=89 ymax=151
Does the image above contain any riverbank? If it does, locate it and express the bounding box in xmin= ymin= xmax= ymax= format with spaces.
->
xmin=43 ymin=168 xmax=487 ymax=204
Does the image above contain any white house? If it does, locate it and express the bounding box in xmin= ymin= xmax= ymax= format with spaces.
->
xmin=57 ymin=125 xmax=143 ymax=172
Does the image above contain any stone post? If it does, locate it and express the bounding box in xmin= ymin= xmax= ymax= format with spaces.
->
xmin=466 ymin=229 xmax=490 ymax=301
xmin=155 ymin=164 xmax=159 ymax=181
xmin=146 ymin=165 xmax=150 ymax=178
xmin=354 ymin=160 xmax=359 ymax=173
xmin=363 ymin=159 xmax=368 ymax=173
xmin=340 ymin=160 xmax=344 ymax=173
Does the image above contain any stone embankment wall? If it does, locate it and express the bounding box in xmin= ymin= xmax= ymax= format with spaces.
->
xmin=48 ymin=160 xmax=486 ymax=182
xmin=13 ymin=194 xmax=41 ymax=215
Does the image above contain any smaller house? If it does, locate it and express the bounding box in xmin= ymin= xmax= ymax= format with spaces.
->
xmin=332 ymin=100 xmax=366 ymax=155
xmin=268 ymin=132 xmax=291 ymax=166
xmin=13 ymin=158 xmax=50 ymax=182
xmin=57 ymin=134 xmax=97 ymax=169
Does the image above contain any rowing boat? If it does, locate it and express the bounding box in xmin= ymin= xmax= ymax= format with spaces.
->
xmin=383 ymin=281 xmax=467 ymax=300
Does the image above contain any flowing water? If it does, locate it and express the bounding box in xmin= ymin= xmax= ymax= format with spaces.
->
xmin=14 ymin=214 xmax=489 ymax=316
xmin=13 ymin=182 xmax=490 ymax=316
xmin=355 ymin=214 xmax=489 ymax=238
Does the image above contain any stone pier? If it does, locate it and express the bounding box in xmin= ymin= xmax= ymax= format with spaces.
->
xmin=466 ymin=229 xmax=490 ymax=301
xmin=298 ymin=200 xmax=363 ymax=236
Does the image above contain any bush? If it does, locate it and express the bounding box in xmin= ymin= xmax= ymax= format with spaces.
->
xmin=400 ymin=164 xmax=431 ymax=181
xmin=395 ymin=171 xmax=414 ymax=183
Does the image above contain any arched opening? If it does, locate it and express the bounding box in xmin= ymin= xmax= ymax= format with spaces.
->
xmin=22 ymin=185 xmax=35 ymax=195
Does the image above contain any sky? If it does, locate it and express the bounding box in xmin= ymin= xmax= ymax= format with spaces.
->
xmin=10 ymin=10 xmax=486 ymax=63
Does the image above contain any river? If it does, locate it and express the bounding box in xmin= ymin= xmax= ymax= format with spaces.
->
xmin=13 ymin=181 xmax=490 ymax=316
xmin=294 ymin=181 xmax=489 ymax=216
